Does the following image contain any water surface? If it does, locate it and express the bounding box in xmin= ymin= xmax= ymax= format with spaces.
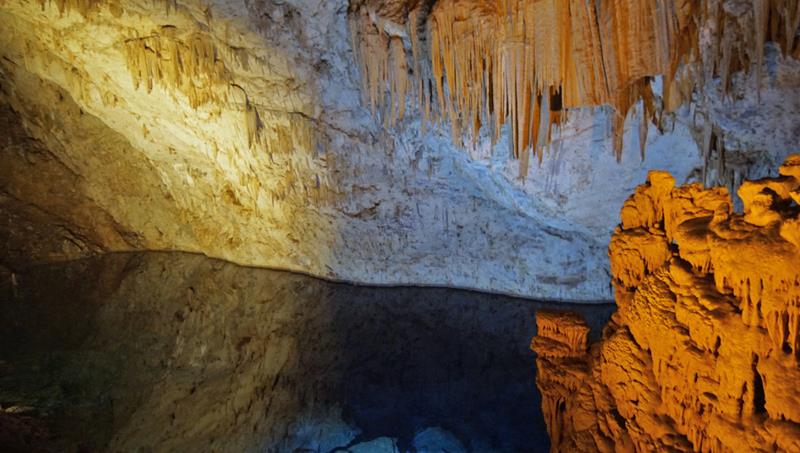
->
xmin=0 ymin=252 xmax=613 ymax=452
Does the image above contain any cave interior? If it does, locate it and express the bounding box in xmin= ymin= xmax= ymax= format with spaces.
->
xmin=1 ymin=0 xmax=800 ymax=452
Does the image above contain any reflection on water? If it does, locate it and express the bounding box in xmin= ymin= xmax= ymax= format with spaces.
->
xmin=0 ymin=253 xmax=613 ymax=452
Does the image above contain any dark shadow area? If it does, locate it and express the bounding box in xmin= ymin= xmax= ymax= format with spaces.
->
xmin=0 ymin=252 xmax=614 ymax=452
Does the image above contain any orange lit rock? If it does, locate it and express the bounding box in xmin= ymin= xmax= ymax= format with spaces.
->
xmin=534 ymin=154 xmax=800 ymax=452
xmin=530 ymin=311 xmax=592 ymax=451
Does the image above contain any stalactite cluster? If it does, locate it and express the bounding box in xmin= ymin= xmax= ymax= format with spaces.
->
xmin=349 ymin=0 xmax=800 ymax=175
xmin=27 ymin=0 xmax=270 ymax=151
xmin=425 ymin=0 xmax=685 ymax=169
xmin=35 ymin=0 xmax=177 ymax=17
xmin=35 ymin=0 xmax=104 ymax=16
xmin=533 ymin=154 xmax=800 ymax=452
xmin=120 ymin=25 xmax=323 ymax=167
xmin=123 ymin=29 xmax=227 ymax=109
xmin=349 ymin=7 xmax=412 ymax=128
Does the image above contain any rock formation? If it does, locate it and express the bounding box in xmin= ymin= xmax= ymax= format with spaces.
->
xmin=350 ymin=0 xmax=800 ymax=170
xmin=531 ymin=311 xmax=593 ymax=450
xmin=533 ymin=154 xmax=800 ymax=451
xmin=0 ymin=0 xmax=798 ymax=301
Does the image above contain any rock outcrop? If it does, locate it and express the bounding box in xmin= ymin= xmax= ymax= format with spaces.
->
xmin=533 ymin=154 xmax=800 ymax=452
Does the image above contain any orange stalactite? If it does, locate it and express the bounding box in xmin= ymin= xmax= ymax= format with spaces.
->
xmin=350 ymin=0 xmax=799 ymax=175
xmin=424 ymin=0 xmax=685 ymax=163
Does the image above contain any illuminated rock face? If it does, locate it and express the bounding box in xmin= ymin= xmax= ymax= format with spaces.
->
xmin=0 ymin=0 xmax=798 ymax=301
xmin=533 ymin=154 xmax=800 ymax=451
xmin=351 ymin=0 xmax=800 ymax=170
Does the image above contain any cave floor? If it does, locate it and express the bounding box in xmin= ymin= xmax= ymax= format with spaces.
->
xmin=0 ymin=252 xmax=613 ymax=453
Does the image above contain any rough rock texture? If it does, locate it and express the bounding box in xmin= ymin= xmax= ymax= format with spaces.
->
xmin=533 ymin=154 xmax=800 ymax=452
xmin=530 ymin=311 xmax=593 ymax=451
xmin=0 ymin=0 xmax=798 ymax=300
xmin=351 ymin=0 xmax=800 ymax=167
xmin=0 ymin=411 xmax=55 ymax=453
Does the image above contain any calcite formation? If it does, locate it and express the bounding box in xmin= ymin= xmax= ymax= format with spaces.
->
xmin=0 ymin=0 xmax=616 ymax=301
xmin=533 ymin=154 xmax=800 ymax=452
xmin=531 ymin=311 xmax=593 ymax=450
xmin=351 ymin=0 xmax=800 ymax=172
xmin=0 ymin=0 xmax=798 ymax=301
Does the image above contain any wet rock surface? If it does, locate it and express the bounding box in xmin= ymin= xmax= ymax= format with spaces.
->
xmin=0 ymin=251 xmax=612 ymax=452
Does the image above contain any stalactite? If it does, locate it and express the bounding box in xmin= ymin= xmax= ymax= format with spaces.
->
xmin=753 ymin=0 xmax=769 ymax=99
xmin=36 ymin=0 xmax=179 ymax=17
xmin=349 ymin=6 xmax=413 ymax=127
xmin=37 ymin=0 xmax=102 ymax=16
xmin=123 ymin=30 xmax=229 ymax=109
xmin=245 ymin=99 xmax=259 ymax=148
xmin=350 ymin=0 xmax=799 ymax=177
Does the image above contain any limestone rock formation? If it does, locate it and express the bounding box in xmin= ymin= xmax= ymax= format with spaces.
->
xmin=534 ymin=154 xmax=800 ymax=452
xmin=0 ymin=0 xmax=798 ymax=301
xmin=530 ymin=311 xmax=593 ymax=451
xmin=350 ymin=0 xmax=800 ymax=170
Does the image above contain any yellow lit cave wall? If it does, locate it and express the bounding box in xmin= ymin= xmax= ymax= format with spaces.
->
xmin=0 ymin=0 xmax=340 ymax=273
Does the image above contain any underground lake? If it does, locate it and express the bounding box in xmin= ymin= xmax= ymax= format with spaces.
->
xmin=0 ymin=252 xmax=613 ymax=452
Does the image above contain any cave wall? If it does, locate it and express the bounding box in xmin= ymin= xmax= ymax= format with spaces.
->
xmin=533 ymin=155 xmax=800 ymax=451
xmin=0 ymin=0 xmax=798 ymax=300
